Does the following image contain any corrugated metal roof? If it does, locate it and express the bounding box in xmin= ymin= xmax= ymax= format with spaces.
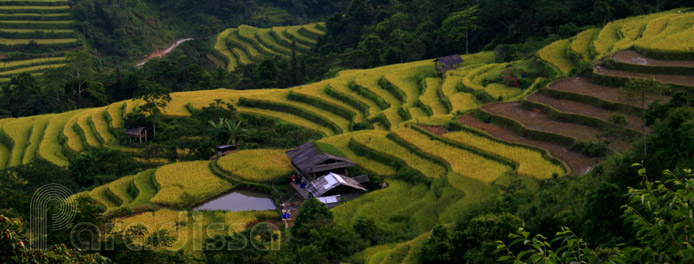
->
xmin=317 ymin=195 xmax=341 ymax=204
xmin=307 ymin=172 xmax=367 ymax=197
xmin=124 ymin=127 xmax=145 ymax=136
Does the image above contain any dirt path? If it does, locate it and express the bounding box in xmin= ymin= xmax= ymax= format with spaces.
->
xmin=549 ymin=77 xmax=666 ymax=107
xmin=136 ymin=38 xmax=194 ymax=67
xmin=613 ymin=50 xmax=694 ymax=67
xmin=595 ymin=66 xmax=694 ymax=87
xmin=527 ymin=92 xmax=644 ymax=131
xmin=482 ymin=103 xmax=601 ymax=142
xmin=457 ymin=115 xmax=600 ymax=175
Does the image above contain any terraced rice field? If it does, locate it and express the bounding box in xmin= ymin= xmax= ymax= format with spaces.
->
xmin=539 ymin=39 xmax=574 ymax=75
xmin=570 ymin=28 xmax=600 ymax=62
xmin=319 ymin=132 xmax=397 ymax=177
xmin=113 ymin=208 xmax=277 ymax=253
xmin=0 ymin=0 xmax=80 ymax=81
xmin=393 ymin=128 xmax=513 ymax=184
xmin=213 ymin=22 xmax=326 ymax=71
xmin=150 ymin=160 xmax=234 ymax=207
xmin=217 ymin=149 xmax=293 ymax=182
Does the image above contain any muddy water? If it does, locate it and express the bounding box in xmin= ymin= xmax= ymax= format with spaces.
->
xmin=194 ymin=190 xmax=276 ymax=211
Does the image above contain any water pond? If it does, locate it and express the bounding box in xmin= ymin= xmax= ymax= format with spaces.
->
xmin=194 ymin=190 xmax=276 ymax=211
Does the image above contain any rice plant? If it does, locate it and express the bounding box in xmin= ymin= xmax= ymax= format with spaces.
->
xmin=538 ymin=39 xmax=574 ymax=75
xmin=570 ymin=28 xmax=599 ymax=62
xmin=38 ymin=110 xmax=82 ymax=166
xmin=217 ymin=149 xmax=293 ymax=182
xmin=22 ymin=117 xmax=48 ymax=164
xmin=352 ymin=131 xmax=446 ymax=178
xmin=393 ymin=128 xmax=512 ymax=183
xmin=319 ymin=132 xmax=397 ymax=177
xmin=150 ymin=161 xmax=233 ymax=207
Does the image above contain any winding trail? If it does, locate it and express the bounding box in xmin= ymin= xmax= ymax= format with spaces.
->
xmin=136 ymin=38 xmax=194 ymax=67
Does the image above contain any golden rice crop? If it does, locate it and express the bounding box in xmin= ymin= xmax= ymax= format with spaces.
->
xmin=89 ymin=184 xmax=120 ymax=209
xmin=462 ymin=64 xmax=498 ymax=90
xmin=91 ymin=108 xmax=117 ymax=144
xmin=236 ymin=26 xmax=280 ymax=56
xmin=0 ymin=137 xmax=8 ymax=169
xmin=163 ymin=88 xmax=273 ymax=116
xmin=39 ymin=110 xmax=82 ymax=167
xmin=0 ymin=57 xmax=65 ymax=69
xmin=294 ymin=81 xmax=367 ymax=122
xmin=228 ymin=30 xmax=263 ymax=58
xmin=393 ymin=128 xmax=512 ymax=183
xmin=360 ymin=244 xmax=398 ymax=264
xmin=113 ymin=208 xmax=277 ymax=253
xmin=570 ymin=28 xmax=600 ymax=62
xmin=244 ymin=91 xmax=352 ymax=132
xmin=62 ymin=113 xmax=83 ymax=152
xmin=485 ymin=83 xmax=522 ymax=100
xmin=0 ymin=38 xmax=76 ymax=45
xmin=106 ymin=102 xmax=125 ymax=129
xmin=0 ymin=29 xmax=73 ymax=33
xmin=443 ymin=130 xmax=565 ymax=179
xmin=0 ymin=5 xmax=70 ymax=10
xmin=150 ymin=161 xmax=233 ymax=207
xmin=0 ymin=64 xmax=66 ymax=77
xmin=538 ymin=39 xmax=574 ymax=75
xmin=130 ymin=169 xmax=158 ymax=208
xmin=632 ymin=13 xmax=677 ymax=48
xmin=271 ymin=26 xmax=311 ymax=50
xmin=77 ymin=111 xmax=101 ymax=147
xmin=352 ymin=130 xmax=446 ymax=178
xmin=214 ymin=28 xmax=238 ymax=69
xmin=384 ymin=64 xmax=434 ymax=103
xmin=332 ymin=180 xmax=428 ymax=225
xmin=2 ymin=118 xmax=36 ymax=167
xmin=230 ymin=46 xmax=252 ymax=65
xmin=217 ymin=149 xmax=293 ymax=182
xmin=650 ymin=25 xmax=694 ymax=52
xmin=22 ymin=118 xmax=48 ymax=164
xmin=284 ymin=25 xmax=317 ymax=44
xmin=419 ymin=78 xmax=447 ymax=115
xmin=123 ymin=99 xmax=143 ymax=116
xmin=302 ymin=23 xmax=325 ymax=35
xmin=460 ymin=51 xmax=496 ymax=65
xmin=237 ymin=107 xmax=334 ymax=136
xmin=319 ymin=131 xmax=397 ymax=177
xmin=107 ymin=175 xmax=136 ymax=207
xmin=593 ymin=21 xmax=623 ymax=56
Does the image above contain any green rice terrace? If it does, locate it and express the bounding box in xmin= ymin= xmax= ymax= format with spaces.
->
xmin=2 ymin=8 xmax=694 ymax=263
xmin=0 ymin=0 xmax=80 ymax=83
xmin=211 ymin=22 xmax=326 ymax=71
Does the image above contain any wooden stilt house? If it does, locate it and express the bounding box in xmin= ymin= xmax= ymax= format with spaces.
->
xmin=434 ymin=55 xmax=465 ymax=76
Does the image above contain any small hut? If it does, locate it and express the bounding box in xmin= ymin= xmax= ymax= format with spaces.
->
xmin=307 ymin=172 xmax=368 ymax=207
xmin=434 ymin=55 xmax=465 ymax=76
xmin=216 ymin=144 xmax=241 ymax=157
xmin=124 ymin=127 xmax=147 ymax=143
xmin=285 ymin=141 xmax=355 ymax=183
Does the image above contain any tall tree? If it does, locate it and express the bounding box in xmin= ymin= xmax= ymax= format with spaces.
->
xmin=439 ymin=5 xmax=479 ymax=54
xmin=135 ymin=80 xmax=171 ymax=139
xmin=621 ymin=78 xmax=666 ymax=156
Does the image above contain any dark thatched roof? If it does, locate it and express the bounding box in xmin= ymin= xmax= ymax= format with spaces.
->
xmin=124 ymin=127 xmax=145 ymax=136
xmin=285 ymin=141 xmax=354 ymax=176
xmin=435 ymin=55 xmax=464 ymax=66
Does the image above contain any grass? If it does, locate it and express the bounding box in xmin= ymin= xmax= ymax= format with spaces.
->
xmin=351 ymin=130 xmax=446 ymax=179
xmin=2 ymin=118 xmax=34 ymax=167
xmin=319 ymin=131 xmax=397 ymax=177
xmin=420 ymin=78 xmax=447 ymax=115
xmin=112 ymin=208 xmax=277 ymax=253
xmin=333 ymin=180 xmax=462 ymax=237
xmin=485 ymin=83 xmax=522 ymax=100
xmin=214 ymin=29 xmax=238 ymax=69
xmin=62 ymin=112 xmax=85 ymax=152
xmin=39 ymin=110 xmax=82 ymax=166
xmin=150 ymin=161 xmax=234 ymax=207
xmin=538 ymin=39 xmax=574 ymax=75
xmin=106 ymin=102 xmax=126 ymax=129
xmin=129 ymin=169 xmax=158 ymax=208
xmin=393 ymin=128 xmax=512 ymax=184
xmin=107 ymin=175 xmax=136 ymax=209
xmin=570 ymin=28 xmax=600 ymax=62
xmin=443 ymin=130 xmax=565 ymax=179
xmin=0 ymin=63 xmax=65 ymax=76
xmin=22 ymin=117 xmax=48 ymax=164
xmin=217 ymin=149 xmax=293 ymax=182
xmin=77 ymin=111 xmax=101 ymax=147
xmin=0 ymin=56 xmax=65 ymax=69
